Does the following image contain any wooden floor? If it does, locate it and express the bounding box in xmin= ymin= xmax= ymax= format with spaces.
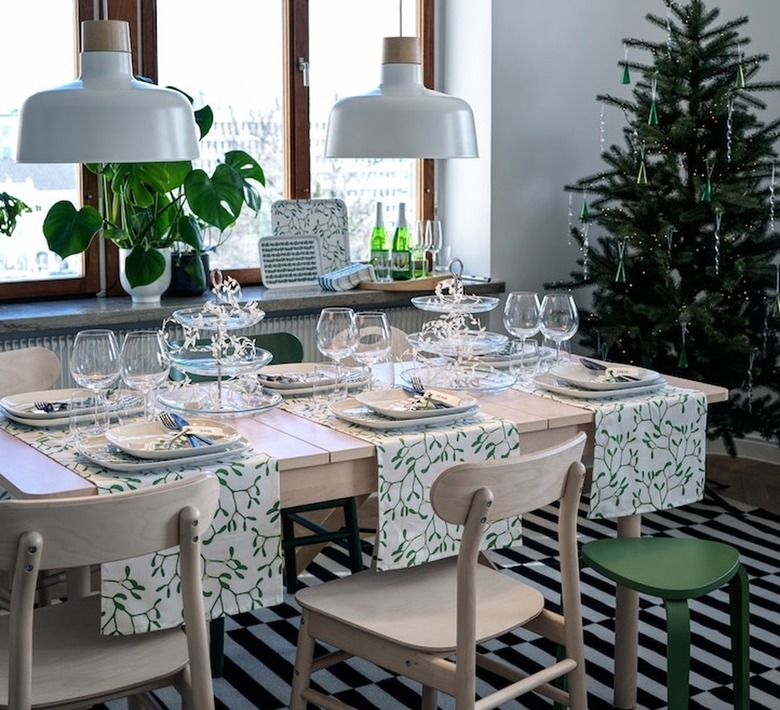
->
xmin=706 ymin=454 xmax=780 ymax=515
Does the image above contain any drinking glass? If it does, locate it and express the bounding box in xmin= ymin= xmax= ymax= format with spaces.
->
xmin=351 ymin=312 xmax=392 ymax=390
xmin=425 ymin=220 xmax=443 ymax=272
xmin=503 ymin=291 xmax=541 ymax=346
xmin=411 ymin=221 xmax=429 ymax=278
xmin=119 ymin=330 xmax=172 ymax=420
xmin=316 ymin=308 xmax=357 ymax=400
xmin=540 ymin=293 xmax=579 ymax=366
xmin=68 ymin=329 xmax=121 ymax=433
xmin=509 ymin=339 xmax=540 ymax=384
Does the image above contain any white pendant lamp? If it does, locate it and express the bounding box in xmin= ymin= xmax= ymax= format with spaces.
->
xmin=324 ymin=36 xmax=478 ymax=159
xmin=16 ymin=20 xmax=199 ymax=164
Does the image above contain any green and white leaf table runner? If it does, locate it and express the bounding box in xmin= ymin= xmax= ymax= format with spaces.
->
xmin=0 ymin=418 xmax=283 ymax=635
xmin=279 ymin=398 xmax=522 ymax=571
xmin=516 ymin=381 xmax=708 ymax=519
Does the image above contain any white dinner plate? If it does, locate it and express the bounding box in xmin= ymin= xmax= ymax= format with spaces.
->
xmin=550 ymin=360 xmax=663 ymax=391
xmin=77 ymin=435 xmax=251 ymax=472
xmin=105 ymin=418 xmax=241 ymax=460
xmin=0 ymin=389 xmax=144 ymax=427
xmin=532 ymin=373 xmax=668 ymax=400
xmin=354 ymin=388 xmax=479 ymax=420
xmin=330 ymin=399 xmax=481 ymax=430
xmin=257 ymin=364 xmax=368 ymax=395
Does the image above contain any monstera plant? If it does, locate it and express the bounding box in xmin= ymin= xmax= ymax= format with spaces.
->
xmin=42 ymin=94 xmax=265 ymax=290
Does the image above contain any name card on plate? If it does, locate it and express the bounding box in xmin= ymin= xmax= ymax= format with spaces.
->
xmin=258 ymin=235 xmax=323 ymax=288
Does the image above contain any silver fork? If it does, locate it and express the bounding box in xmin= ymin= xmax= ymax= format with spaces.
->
xmin=580 ymin=358 xmax=640 ymax=382
xmin=159 ymin=412 xmax=212 ymax=448
xmin=410 ymin=375 xmax=426 ymax=394
xmin=34 ymin=400 xmax=65 ymax=413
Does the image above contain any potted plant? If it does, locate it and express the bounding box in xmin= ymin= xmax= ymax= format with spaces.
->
xmin=0 ymin=192 xmax=31 ymax=238
xmin=41 ymin=93 xmax=265 ymax=294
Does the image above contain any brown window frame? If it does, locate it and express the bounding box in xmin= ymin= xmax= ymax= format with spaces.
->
xmin=0 ymin=0 xmax=435 ymax=301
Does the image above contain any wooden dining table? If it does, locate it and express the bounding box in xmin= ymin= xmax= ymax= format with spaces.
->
xmin=0 ymin=367 xmax=727 ymax=709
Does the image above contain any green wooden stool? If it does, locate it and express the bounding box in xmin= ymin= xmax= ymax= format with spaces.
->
xmin=580 ymin=537 xmax=750 ymax=709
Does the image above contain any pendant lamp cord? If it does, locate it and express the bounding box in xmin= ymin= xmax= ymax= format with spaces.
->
xmin=399 ymin=0 xmax=403 ymax=36
xmin=102 ymin=0 xmax=109 ymax=20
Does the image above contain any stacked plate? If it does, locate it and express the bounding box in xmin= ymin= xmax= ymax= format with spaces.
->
xmin=257 ymin=363 xmax=368 ymax=396
xmin=330 ymin=388 xmax=480 ymax=430
xmin=99 ymin=418 xmax=243 ymax=462
xmin=0 ymin=388 xmax=144 ymax=428
xmin=533 ymin=359 xmax=667 ymax=400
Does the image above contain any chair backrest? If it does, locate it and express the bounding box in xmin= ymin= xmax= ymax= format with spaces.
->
xmin=430 ymin=432 xmax=587 ymax=679
xmin=0 ymin=347 xmax=60 ymax=397
xmin=0 ymin=473 xmax=220 ymax=709
xmin=169 ymin=332 xmax=303 ymax=381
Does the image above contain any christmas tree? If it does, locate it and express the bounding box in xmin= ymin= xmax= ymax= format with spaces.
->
xmin=555 ymin=0 xmax=780 ymax=455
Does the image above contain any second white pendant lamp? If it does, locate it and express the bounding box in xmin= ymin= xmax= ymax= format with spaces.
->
xmin=324 ymin=35 xmax=478 ymax=160
xmin=16 ymin=19 xmax=200 ymax=164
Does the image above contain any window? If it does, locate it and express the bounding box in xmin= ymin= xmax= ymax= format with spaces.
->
xmin=0 ymin=0 xmax=433 ymax=300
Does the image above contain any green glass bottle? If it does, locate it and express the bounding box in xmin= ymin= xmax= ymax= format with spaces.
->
xmin=369 ymin=202 xmax=391 ymax=282
xmin=391 ymin=202 xmax=412 ymax=281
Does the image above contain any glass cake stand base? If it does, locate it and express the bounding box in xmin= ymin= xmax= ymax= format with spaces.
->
xmin=400 ymin=364 xmax=516 ymax=393
xmin=157 ymin=380 xmax=283 ymax=417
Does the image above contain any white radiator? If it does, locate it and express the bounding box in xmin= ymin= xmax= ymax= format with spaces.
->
xmin=0 ymin=307 xmax=430 ymax=389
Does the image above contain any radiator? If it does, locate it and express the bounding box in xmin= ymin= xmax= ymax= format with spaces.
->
xmin=0 ymin=307 xmax=430 ymax=389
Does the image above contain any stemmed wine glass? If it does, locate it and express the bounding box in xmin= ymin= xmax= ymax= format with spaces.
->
xmin=425 ymin=220 xmax=443 ymax=272
xmin=316 ymin=308 xmax=358 ymax=399
xmin=119 ymin=330 xmax=171 ymax=421
xmin=69 ymin=329 xmax=121 ymax=433
xmin=540 ymin=293 xmax=579 ymax=366
xmin=351 ymin=312 xmax=392 ymax=391
xmin=503 ymin=291 xmax=541 ymax=380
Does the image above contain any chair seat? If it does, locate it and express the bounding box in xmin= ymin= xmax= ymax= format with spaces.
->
xmin=0 ymin=594 xmax=187 ymax=707
xmin=581 ymin=537 xmax=742 ymax=599
xmin=297 ymin=556 xmax=545 ymax=652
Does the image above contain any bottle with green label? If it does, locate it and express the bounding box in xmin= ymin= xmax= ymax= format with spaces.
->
xmin=391 ymin=202 xmax=412 ymax=281
xmin=369 ymin=202 xmax=391 ymax=282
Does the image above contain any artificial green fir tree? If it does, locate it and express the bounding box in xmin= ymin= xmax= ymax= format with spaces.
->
xmin=556 ymin=0 xmax=780 ymax=455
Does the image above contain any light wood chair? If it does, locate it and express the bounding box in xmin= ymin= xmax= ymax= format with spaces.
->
xmin=290 ymin=432 xmax=589 ymax=710
xmin=0 ymin=473 xmax=219 ymax=710
xmin=0 ymin=347 xmax=60 ymax=397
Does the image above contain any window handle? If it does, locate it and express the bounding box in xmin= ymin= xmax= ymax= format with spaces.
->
xmin=297 ymin=57 xmax=310 ymax=87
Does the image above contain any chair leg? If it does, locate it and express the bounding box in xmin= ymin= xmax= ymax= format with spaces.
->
xmin=209 ymin=617 xmax=225 ymax=678
xmin=281 ymin=512 xmax=299 ymax=594
xmin=290 ymin=610 xmax=316 ymax=710
xmin=730 ymin=564 xmax=750 ymax=709
xmin=421 ymin=685 xmax=438 ymax=710
xmin=343 ymin=497 xmax=364 ymax=573
xmin=664 ymin=599 xmax=692 ymax=710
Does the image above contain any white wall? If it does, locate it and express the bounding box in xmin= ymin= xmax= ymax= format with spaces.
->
xmin=441 ymin=0 xmax=780 ymax=299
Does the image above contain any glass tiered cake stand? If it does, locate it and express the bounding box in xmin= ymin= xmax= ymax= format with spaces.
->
xmin=158 ymin=276 xmax=284 ymax=416
xmin=401 ymin=260 xmax=516 ymax=392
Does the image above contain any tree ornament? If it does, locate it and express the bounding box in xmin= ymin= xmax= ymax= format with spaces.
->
xmin=770 ymin=163 xmax=776 ymax=232
xmin=621 ymin=44 xmax=631 ymax=84
xmin=701 ymin=159 xmax=714 ymax=202
xmin=615 ymin=238 xmax=628 ymax=282
xmin=736 ymin=45 xmax=746 ymax=89
xmin=648 ymin=75 xmax=659 ymax=126
xmin=637 ymin=148 xmax=648 ymax=184
xmin=567 ymin=193 xmax=573 ymax=246
xmin=726 ymin=97 xmax=734 ymax=163
xmin=773 ymin=264 xmax=780 ymax=318
xmin=666 ymin=3 xmax=674 ymax=57
xmin=714 ymin=211 xmax=722 ymax=275
xmin=744 ymin=349 xmax=757 ymax=414
xmin=666 ymin=228 xmax=676 ymax=271
xmin=582 ymin=221 xmax=591 ymax=280
xmin=600 ymin=103 xmax=606 ymax=154
xmin=678 ymin=320 xmax=689 ymax=368
xmin=580 ymin=194 xmax=590 ymax=222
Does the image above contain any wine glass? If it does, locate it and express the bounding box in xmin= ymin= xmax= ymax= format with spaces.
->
xmin=425 ymin=220 xmax=443 ymax=272
xmin=411 ymin=221 xmax=429 ymax=278
xmin=351 ymin=312 xmax=392 ymax=390
xmin=503 ymin=292 xmax=542 ymax=381
xmin=540 ymin=293 xmax=579 ymax=366
xmin=69 ymin=329 xmax=121 ymax=433
xmin=119 ymin=330 xmax=171 ymax=421
xmin=316 ymin=308 xmax=358 ymax=399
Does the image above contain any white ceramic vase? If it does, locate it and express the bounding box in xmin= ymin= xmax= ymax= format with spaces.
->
xmin=118 ymin=248 xmax=172 ymax=305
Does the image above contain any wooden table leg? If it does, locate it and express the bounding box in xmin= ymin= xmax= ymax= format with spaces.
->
xmin=614 ymin=514 xmax=642 ymax=709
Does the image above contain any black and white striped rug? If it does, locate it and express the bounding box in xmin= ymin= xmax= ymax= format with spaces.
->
xmin=106 ymin=488 xmax=780 ymax=709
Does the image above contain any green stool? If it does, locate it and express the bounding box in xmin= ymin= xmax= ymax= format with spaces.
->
xmin=580 ymin=537 xmax=750 ymax=709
